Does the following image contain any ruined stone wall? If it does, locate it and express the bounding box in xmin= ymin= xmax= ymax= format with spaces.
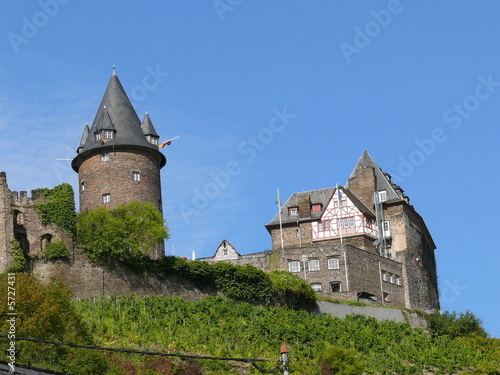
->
xmin=11 ymin=191 xmax=73 ymax=261
xmin=0 ymin=172 xmax=13 ymax=271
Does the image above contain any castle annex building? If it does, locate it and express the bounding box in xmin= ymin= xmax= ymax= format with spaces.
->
xmin=206 ymin=151 xmax=440 ymax=311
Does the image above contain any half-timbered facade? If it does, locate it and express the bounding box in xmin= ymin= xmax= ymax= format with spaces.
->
xmin=311 ymin=187 xmax=377 ymax=242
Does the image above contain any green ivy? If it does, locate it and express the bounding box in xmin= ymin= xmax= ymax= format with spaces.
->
xmin=8 ymin=239 xmax=26 ymax=272
xmin=34 ymin=183 xmax=77 ymax=237
xmin=45 ymin=241 xmax=70 ymax=259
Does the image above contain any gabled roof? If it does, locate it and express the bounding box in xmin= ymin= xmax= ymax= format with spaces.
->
xmin=267 ymin=187 xmax=334 ymax=227
xmin=346 ymin=150 xmax=404 ymax=203
xmin=141 ymin=112 xmax=159 ymax=137
xmin=266 ymin=186 xmax=374 ymax=228
xmin=72 ymin=72 xmax=166 ymax=171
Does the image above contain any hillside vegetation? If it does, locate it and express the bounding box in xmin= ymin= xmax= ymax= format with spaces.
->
xmin=1 ymin=274 xmax=498 ymax=374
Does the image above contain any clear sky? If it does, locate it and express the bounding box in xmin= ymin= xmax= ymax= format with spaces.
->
xmin=0 ymin=1 xmax=498 ymax=337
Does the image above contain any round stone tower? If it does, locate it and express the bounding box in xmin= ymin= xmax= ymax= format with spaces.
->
xmin=72 ymin=71 xmax=166 ymax=213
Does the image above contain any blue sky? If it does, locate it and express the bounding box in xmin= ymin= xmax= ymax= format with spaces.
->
xmin=0 ymin=1 xmax=499 ymax=337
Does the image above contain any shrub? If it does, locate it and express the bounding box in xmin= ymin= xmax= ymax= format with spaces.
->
xmin=77 ymin=201 xmax=169 ymax=266
xmin=212 ymin=263 xmax=273 ymax=302
xmin=269 ymin=270 xmax=316 ymax=310
xmin=427 ymin=310 xmax=487 ymax=339
xmin=8 ymin=238 xmax=26 ymax=272
xmin=45 ymin=241 xmax=70 ymax=259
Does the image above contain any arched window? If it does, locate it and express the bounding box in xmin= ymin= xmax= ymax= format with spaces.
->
xmin=13 ymin=210 xmax=24 ymax=225
xmin=41 ymin=234 xmax=53 ymax=251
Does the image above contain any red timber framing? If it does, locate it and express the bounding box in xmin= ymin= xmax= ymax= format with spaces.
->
xmin=311 ymin=188 xmax=377 ymax=241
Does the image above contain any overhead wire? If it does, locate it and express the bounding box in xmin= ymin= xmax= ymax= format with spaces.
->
xmin=0 ymin=335 xmax=278 ymax=365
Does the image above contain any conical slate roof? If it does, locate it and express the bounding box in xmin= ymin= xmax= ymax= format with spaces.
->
xmin=141 ymin=112 xmax=159 ymax=137
xmin=72 ymin=72 xmax=166 ymax=171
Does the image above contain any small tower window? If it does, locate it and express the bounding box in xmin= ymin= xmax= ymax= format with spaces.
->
xmin=81 ymin=181 xmax=85 ymax=192
xmin=102 ymin=194 xmax=111 ymax=204
xmin=101 ymin=153 xmax=109 ymax=162
xmin=132 ymin=172 xmax=141 ymax=182
xmin=147 ymin=136 xmax=159 ymax=145
xmin=102 ymin=130 xmax=114 ymax=139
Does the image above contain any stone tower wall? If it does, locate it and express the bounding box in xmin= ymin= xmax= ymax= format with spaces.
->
xmin=78 ymin=148 xmax=163 ymax=212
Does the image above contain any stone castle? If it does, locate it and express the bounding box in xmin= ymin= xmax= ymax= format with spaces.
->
xmin=0 ymin=71 xmax=440 ymax=311
xmin=202 ymin=151 xmax=440 ymax=311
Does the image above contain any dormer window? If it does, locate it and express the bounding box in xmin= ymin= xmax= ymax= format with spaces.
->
xmin=288 ymin=207 xmax=298 ymax=215
xmin=312 ymin=203 xmax=322 ymax=212
xmin=146 ymin=135 xmax=159 ymax=145
xmin=102 ymin=130 xmax=113 ymax=139
xmin=95 ymin=130 xmax=114 ymax=141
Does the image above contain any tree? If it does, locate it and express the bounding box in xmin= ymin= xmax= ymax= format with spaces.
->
xmin=0 ymin=274 xmax=107 ymax=373
xmin=77 ymin=201 xmax=169 ymax=265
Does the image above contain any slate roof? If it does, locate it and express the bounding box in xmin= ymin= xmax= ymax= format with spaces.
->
xmin=72 ymin=73 xmax=166 ymax=172
xmin=141 ymin=112 xmax=159 ymax=137
xmin=266 ymin=186 xmax=374 ymax=228
xmin=346 ymin=150 xmax=406 ymax=203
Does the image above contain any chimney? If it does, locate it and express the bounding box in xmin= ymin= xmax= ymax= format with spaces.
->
xmin=347 ymin=166 xmax=377 ymax=210
xmin=298 ymin=194 xmax=311 ymax=219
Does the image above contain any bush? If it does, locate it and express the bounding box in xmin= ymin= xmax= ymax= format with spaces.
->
xmin=8 ymin=239 xmax=26 ymax=272
xmin=269 ymin=270 xmax=316 ymax=310
xmin=77 ymin=202 xmax=169 ymax=266
xmin=45 ymin=241 xmax=70 ymax=259
xmin=212 ymin=263 xmax=273 ymax=302
xmin=427 ymin=310 xmax=487 ymax=339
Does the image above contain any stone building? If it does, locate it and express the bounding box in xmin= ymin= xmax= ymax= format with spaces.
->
xmin=202 ymin=151 xmax=440 ymax=311
xmin=72 ymin=70 xmax=166 ymax=213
